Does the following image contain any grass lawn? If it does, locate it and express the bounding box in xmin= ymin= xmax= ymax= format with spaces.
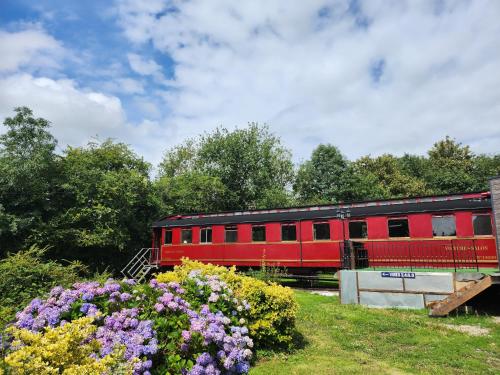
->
xmin=251 ymin=291 xmax=500 ymax=375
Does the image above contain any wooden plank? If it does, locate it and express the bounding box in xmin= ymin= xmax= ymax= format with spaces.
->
xmin=430 ymin=276 xmax=492 ymax=316
xmin=454 ymin=280 xmax=475 ymax=291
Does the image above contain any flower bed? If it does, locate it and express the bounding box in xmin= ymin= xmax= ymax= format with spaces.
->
xmin=157 ymin=259 xmax=298 ymax=349
xmin=1 ymin=271 xmax=259 ymax=374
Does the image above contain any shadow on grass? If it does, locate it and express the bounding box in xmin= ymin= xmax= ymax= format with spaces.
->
xmin=290 ymin=328 xmax=308 ymax=351
xmin=254 ymin=329 xmax=309 ymax=361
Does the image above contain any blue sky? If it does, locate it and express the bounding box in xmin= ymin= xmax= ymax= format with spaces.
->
xmin=1 ymin=0 xmax=499 ymax=167
xmin=0 ymin=0 xmax=175 ymax=123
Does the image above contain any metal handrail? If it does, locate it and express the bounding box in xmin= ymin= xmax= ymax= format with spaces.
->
xmin=121 ymin=248 xmax=149 ymax=275
xmin=121 ymin=248 xmax=160 ymax=280
xmin=123 ymin=254 xmax=147 ymax=278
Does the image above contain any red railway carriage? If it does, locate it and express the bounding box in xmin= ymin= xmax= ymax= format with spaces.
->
xmin=151 ymin=191 xmax=499 ymax=272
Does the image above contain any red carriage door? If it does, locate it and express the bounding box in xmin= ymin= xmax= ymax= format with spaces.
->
xmin=150 ymin=228 xmax=162 ymax=264
xmin=153 ymin=228 xmax=162 ymax=249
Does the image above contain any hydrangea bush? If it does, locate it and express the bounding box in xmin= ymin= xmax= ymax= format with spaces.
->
xmin=2 ymin=271 xmax=254 ymax=374
xmin=157 ymin=259 xmax=298 ymax=349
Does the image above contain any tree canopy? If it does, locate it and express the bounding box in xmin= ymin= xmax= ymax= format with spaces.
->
xmin=294 ymin=138 xmax=499 ymax=205
xmin=294 ymin=144 xmax=349 ymax=204
xmin=0 ymin=107 xmax=498 ymax=272
xmin=41 ymin=140 xmax=157 ymax=268
xmin=158 ymin=123 xmax=295 ymax=212
xmin=0 ymin=108 xmax=157 ymax=269
xmin=0 ymin=107 xmax=59 ymax=253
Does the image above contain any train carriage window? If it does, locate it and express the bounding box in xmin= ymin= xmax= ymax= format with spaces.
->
xmin=252 ymin=225 xmax=266 ymax=242
xmin=388 ymin=218 xmax=409 ymax=237
xmin=164 ymin=229 xmax=173 ymax=244
xmin=181 ymin=229 xmax=192 ymax=244
xmin=281 ymin=223 xmax=297 ymax=241
xmin=432 ymin=215 xmax=456 ymax=237
xmin=473 ymin=214 xmax=492 ymax=235
xmin=313 ymin=222 xmax=330 ymax=240
xmin=225 ymin=225 xmax=238 ymax=243
xmin=349 ymin=221 xmax=367 ymax=239
xmin=200 ymin=227 xmax=212 ymax=243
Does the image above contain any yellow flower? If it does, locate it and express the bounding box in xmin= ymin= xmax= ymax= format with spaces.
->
xmin=156 ymin=258 xmax=298 ymax=348
xmin=4 ymin=317 xmax=133 ymax=375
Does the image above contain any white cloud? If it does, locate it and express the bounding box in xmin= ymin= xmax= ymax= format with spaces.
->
xmin=1 ymin=0 xmax=499 ymax=172
xmin=115 ymin=0 xmax=500 ymax=160
xmin=127 ymin=53 xmax=165 ymax=79
xmin=0 ymin=27 xmax=64 ymax=72
xmin=0 ymin=74 xmax=124 ymax=145
xmin=106 ymin=77 xmax=145 ymax=94
xmin=132 ymin=96 xmax=162 ymax=118
xmin=0 ymin=23 xmax=170 ymax=165
xmin=0 ymin=74 xmax=168 ymax=164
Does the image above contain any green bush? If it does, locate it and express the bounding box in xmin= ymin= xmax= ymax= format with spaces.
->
xmin=2 ymin=317 xmax=131 ymax=375
xmin=156 ymin=259 xmax=298 ymax=349
xmin=0 ymin=246 xmax=88 ymax=329
xmin=2 ymin=273 xmax=254 ymax=373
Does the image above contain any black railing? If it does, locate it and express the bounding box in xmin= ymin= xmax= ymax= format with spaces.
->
xmin=340 ymin=239 xmax=480 ymax=271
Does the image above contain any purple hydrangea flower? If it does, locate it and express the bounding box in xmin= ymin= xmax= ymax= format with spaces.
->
xmin=14 ymin=272 xmax=253 ymax=374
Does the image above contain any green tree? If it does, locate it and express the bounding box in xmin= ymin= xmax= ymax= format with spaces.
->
xmin=157 ymin=123 xmax=295 ymax=211
xmin=0 ymin=107 xmax=59 ymax=254
xmin=428 ymin=136 xmax=473 ymax=160
xmin=424 ymin=136 xmax=477 ymax=194
xmin=398 ymin=153 xmax=429 ymax=180
xmin=294 ymin=144 xmax=349 ymax=204
xmin=158 ymin=139 xmax=198 ymax=178
xmin=347 ymin=154 xmax=429 ymax=200
xmin=43 ymin=140 xmax=157 ymax=269
xmin=340 ymin=162 xmax=388 ymax=201
xmin=471 ymin=154 xmax=500 ymax=190
xmin=155 ymin=172 xmax=228 ymax=214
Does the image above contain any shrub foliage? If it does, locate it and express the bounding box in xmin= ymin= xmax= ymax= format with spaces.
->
xmin=0 ymin=256 xmax=297 ymax=373
xmin=156 ymin=259 xmax=298 ymax=349
xmin=3 ymin=317 xmax=130 ymax=375
xmin=1 ymin=271 xmax=260 ymax=374
xmin=0 ymin=246 xmax=86 ymax=329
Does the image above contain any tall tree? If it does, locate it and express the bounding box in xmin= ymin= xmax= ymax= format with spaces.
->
xmin=43 ymin=140 xmax=157 ymax=269
xmin=398 ymin=153 xmax=429 ymax=180
xmin=155 ymin=172 xmax=227 ymax=214
xmin=424 ymin=136 xmax=477 ymax=194
xmin=0 ymin=107 xmax=59 ymax=254
xmin=157 ymin=123 xmax=295 ymax=211
xmin=343 ymin=154 xmax=429 ymax=201
xmin=158 ymin=139 xmax=198 ymax=178
xmin=471 ymin=154 xmax=500 ymax=190
xmin=294 ymin=144 xmax=349 ymax=204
